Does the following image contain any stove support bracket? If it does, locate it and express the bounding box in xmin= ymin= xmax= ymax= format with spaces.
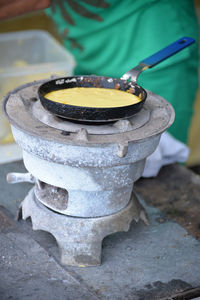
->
xmin=19 ymin=188 xmax=148 ymax=267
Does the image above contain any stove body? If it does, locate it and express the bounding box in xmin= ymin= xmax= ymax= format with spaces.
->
xmin=3 ymin=79 xmax=174 ymax=266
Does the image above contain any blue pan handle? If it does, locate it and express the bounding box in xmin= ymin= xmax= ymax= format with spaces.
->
xmin=141 ymin=37 xmax=195 ymax=67
xmin=121 ymin=37 xmax=195 ymax=82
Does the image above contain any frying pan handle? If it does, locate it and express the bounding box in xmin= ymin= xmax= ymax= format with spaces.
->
xmin=141 ymin=37 xmax=195 ymax=67
xmin=122 ymin=37 xmax=195 ymax=82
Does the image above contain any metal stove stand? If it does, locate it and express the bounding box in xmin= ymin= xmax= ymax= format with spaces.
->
xmin=19 ymin=187 xmax=148 ymax=267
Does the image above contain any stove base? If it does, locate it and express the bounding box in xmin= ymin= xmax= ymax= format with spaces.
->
xmin=19 ymin=188 xmax=148 ymax=267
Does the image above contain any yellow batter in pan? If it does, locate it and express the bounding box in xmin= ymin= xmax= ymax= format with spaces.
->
xmin=45 ymin=87 xmax=141 ymax=108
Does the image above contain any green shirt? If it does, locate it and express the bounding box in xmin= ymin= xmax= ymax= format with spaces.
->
xmin=46 ymin=0 xmax=199 ymax=143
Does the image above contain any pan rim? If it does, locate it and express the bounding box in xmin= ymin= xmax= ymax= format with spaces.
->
xmin=38 ymin=75 xmax=147 ymax=122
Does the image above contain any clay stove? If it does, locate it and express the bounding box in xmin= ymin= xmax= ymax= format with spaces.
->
xmin=3 ymin=79 xmax=174 ymax=267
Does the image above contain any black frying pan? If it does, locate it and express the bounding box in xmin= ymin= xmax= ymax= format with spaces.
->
xmin=38 ymin=76 xmax=146 ymax=123
xmin=38 ymin=37 xmax=194 ymax=124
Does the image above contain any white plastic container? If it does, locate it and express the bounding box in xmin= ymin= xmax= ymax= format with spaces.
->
xmin=0 ymin=30 xmax=76 ymax=143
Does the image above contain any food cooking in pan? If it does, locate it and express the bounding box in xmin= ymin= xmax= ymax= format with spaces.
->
xmin=45 ymin=87 xmax=141 ymax=108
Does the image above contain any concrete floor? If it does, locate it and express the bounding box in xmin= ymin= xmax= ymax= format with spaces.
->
xmin=0 ymin=161 xmax=200 ymax=299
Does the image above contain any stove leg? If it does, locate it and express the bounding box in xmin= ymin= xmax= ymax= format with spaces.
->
xmin=19 ymin=188 xmax=148 ymax=267
xmin=59 ymin=241 xmax=102 ymax=267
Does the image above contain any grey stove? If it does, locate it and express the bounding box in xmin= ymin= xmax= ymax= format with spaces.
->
xmin=2 ymin=79 xmax=174 ymax=266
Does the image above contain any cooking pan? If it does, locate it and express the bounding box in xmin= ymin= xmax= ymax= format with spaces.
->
xmin=38 ymin=37 xmax=194 ymax=123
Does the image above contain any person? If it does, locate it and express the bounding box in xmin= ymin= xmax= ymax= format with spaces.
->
xmin=0 ymin=0 xmax=199 ymax=145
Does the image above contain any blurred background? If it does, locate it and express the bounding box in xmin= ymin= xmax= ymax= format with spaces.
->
xmin=0 ymin=7 xmax=75 ymax=162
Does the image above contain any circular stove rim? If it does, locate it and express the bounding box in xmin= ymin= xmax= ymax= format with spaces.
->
xmin=3 ymin=79 xmax=175 ymax=146
xmin=32 ymin=99 xmax=151 ymax=135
